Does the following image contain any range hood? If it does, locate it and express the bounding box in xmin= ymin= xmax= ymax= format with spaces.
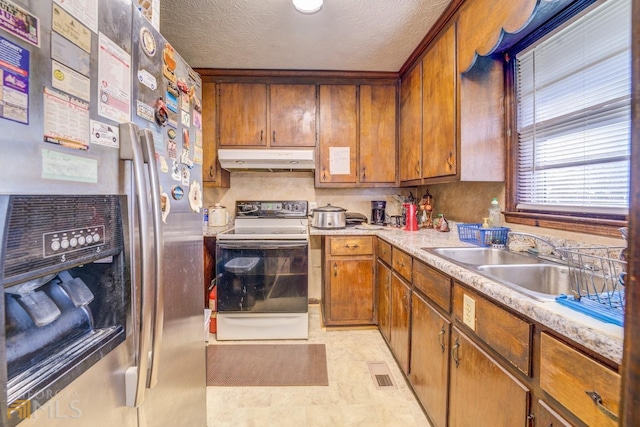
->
xmin=218 ymin=149 xmax=315 ymax=171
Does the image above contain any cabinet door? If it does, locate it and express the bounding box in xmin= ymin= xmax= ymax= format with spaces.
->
xmin=376 ymin=259 xmax=392 ymax=341
xmin=218 ymin=83 xmax=267 ymax=146
xmin=327 ymin=259 xmax=374 ymax=323
xmin=410 ymin=292 xmax=450 ymax=427
xmin=399 ymin=63 xmax=422 ymax=182
xmin=318 ymin=85 xmax=357 ymax=183
xmin=422 ymin=24 xmax=456 ymax=179
xmin=202 ymin=82 xmax=218 ymax=182
xmin=449 ymin=328 xmax=530 ymax=427
xmin=359 ymin=85 xmax=396 ymax=183
xmin=390 ymin=273 xmax=411 ymax=374
xmin=269 ymin=84 xmax=317 ymax=147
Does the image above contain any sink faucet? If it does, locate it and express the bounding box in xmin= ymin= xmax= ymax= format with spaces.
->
xmin=506 ymin=231 xmax=563 ymax=262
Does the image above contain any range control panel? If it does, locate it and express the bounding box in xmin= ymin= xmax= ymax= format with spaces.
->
xmin=235 ymin=200 xmax=308 ymax=218
xmin=43 ymin=225 xmax=105 ymax=258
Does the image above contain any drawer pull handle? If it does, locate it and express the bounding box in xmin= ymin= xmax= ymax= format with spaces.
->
xmin=585 ymin=391 xmax=618 ymax=422
xmin=333 ymin=262 xmax=337 ymax=277
xmin=272 ymin=130 xmax=276 ymax=143
xmin=344 ymin=243 xmax=360 ymax=249
xmin=452 ymin=338 xmax=460 ymax=368
xmin=438 ymin=326 xmax=446 ymax=353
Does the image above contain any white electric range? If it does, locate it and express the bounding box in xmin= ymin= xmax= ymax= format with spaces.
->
xmin=215 ymin=201 xmax=309 ymax=340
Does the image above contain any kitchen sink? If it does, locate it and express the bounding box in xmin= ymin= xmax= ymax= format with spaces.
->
xmin=424 ymin=247 xmax=542 ymax=266
xmin=476 ymin=264 xmax=574 ymax=300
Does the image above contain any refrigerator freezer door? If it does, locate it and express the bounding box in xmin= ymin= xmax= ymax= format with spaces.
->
xmin=0 ymin=0 xmax=132 ymax=196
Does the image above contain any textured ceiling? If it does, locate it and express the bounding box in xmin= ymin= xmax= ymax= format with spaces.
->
xmin=159 ymin=0 xmax=452 ymax=72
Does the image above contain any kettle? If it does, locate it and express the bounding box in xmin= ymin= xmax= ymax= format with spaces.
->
xmin=208 ymin=204 xmax=229 ymax=227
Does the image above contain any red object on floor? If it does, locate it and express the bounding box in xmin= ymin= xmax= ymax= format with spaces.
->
xmin=209 ymin=285 xmax=217 ymax=334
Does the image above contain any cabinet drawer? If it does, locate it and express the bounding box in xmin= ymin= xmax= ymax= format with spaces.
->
xmin=453 ymin=284 xmax=532 ymax=376
xmin=540 ymin=333 xmax=620 ymax=427
xmin=538 ymin=400 xmax=573 ymax=427
xmin=329 ymin=236 xmax=373 ymax=256
xmin=413 ymin=260 xmax=451 ymax=312
xmin=391 ymin=248 xmax=412 ymax=281
xmin=377 ymin=238 xmax=391 ymax=265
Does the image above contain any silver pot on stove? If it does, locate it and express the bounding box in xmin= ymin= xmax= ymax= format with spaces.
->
xmin=310 ymin=204 xmax=346 ymax=229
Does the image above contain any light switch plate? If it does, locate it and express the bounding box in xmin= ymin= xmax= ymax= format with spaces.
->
xmin=463 ymin=294 xmax=476 ymax=331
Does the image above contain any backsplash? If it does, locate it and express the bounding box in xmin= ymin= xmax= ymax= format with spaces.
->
xmin=203 ymin=173 xmax=624 ymax=247
xmin=204 ymin=171 xmax=416 ymax=220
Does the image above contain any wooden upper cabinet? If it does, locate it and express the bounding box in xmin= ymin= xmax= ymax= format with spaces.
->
xmin=399 ymin=63 xmax=422 ymax=183
xmin=202 ymin=82 xmax=218 ymax=181
xmin=422 ymin=24 xmax=456 ymax=180
xmin=218 ymin=83 xmax=268 ymax=146
xmin=359 ymin=85 xmax=397 ymax=184
xmin=269 ymin=84 xmax=317 ymax=147
xmin=202 ymin=81 xmax=229 ymax=187
xmin=318 ymin=85 xmax=357 ymax=184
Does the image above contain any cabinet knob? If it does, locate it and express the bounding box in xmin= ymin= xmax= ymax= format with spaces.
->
xmin=447 ymin=151 xmax=454 ymax=170
xmin=438 ymin=326 xmax=446 ymax=353
xmin=452 ymin=338 xmax=460 ymax=368
xmin=585 ymin=391 xmax=619 ymax=422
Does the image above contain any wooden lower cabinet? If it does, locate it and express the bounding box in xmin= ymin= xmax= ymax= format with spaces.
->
xmin=376 ymin=259 xmax=392 ymax=341
xmin=410 ymin=292 xmax=450 ymax=427
xmin=449 ymin=327 xmax=530 ymax=427
xmin=323 ymin=236 xmax=375 ymax=326
xmin=538 ymin=400 xmax=574 ymax=427
xmin=390 ymin=272 xmax=411 ymax=374
xmin=539 ymin=332 xmax=620 ymax=427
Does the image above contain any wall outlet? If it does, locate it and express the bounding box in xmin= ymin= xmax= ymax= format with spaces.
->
xmin=463 ymin=294 xmax=476 ymax=331
xmin=309 ymin=201 xmax=318 ymax=211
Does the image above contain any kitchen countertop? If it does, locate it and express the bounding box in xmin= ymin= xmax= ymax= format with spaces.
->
xmin=311 ymin=226 xmax=624 ymax=365
xmin=203 ymin=223 xmax=234 ymax=237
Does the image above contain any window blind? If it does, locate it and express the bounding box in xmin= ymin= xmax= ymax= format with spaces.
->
xmin=515 ymin=0 xmax=631 ymax=216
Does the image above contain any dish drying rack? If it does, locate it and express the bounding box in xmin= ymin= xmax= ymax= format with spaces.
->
xmin=555 ymin=246 xmax=627 ymax=326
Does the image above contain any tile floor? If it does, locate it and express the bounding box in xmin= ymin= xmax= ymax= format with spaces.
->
xmin=206 ymin=305 xmax=431 ymax=426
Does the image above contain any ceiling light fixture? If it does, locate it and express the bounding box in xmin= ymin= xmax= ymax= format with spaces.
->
xmin=293 ymin=0 xmax=323 ymax=14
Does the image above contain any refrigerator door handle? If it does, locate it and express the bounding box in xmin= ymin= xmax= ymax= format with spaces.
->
xmin=120 ymin=122 xmax=154 ymax=407
xmin=139 ymin=129 xmax=165 ymax=389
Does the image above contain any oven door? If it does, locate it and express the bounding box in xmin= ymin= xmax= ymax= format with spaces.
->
xmin=215 ymin=240 xmax=308 ymax=313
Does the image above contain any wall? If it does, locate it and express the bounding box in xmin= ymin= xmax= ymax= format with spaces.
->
xmin=204 ymin=171 xmax=416 ymax=219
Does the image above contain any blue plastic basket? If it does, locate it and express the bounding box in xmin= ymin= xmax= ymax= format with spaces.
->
xmin=457 ymin=223 xmax=510 ymax=247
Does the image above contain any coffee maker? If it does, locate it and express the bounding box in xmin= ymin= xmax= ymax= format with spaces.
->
xmin=371 ymin=201 xmax=386 ymax=225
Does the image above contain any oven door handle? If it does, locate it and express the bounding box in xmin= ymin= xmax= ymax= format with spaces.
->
xmin=139 ymin=129 xmax=164 ymax=390
xmin=216 ymin=240 xmax=309 ymax=250
xmin=120 ymin=123 xmax=153 ymax=408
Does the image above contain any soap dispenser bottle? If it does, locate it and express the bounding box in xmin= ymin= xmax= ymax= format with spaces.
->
xmin=488 ymin=198 xmax=502 ymax=227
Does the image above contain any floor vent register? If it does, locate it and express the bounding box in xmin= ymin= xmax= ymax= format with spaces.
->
xmin=367 ymin=361 xmax=396 ymax=389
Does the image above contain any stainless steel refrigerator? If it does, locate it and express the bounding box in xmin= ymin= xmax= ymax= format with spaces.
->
xmin=0 ymin=1 xmax=206 ymax=426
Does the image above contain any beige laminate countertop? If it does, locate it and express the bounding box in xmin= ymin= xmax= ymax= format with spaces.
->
xmin=311 ymin=226 xmax=624 ymax=365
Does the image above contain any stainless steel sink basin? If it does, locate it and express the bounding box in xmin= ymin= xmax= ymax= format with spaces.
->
xmin=476 ymin=264 xmax=573 ymax=300
xmin=424 ymin=247 xmax=541 ymax=266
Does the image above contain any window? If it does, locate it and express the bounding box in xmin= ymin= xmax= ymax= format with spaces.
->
xmin=511 ymin=0 xmax=631 ymax=226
